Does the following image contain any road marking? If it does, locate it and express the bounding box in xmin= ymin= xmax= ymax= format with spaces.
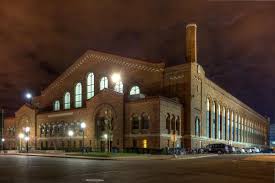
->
xmin=85 ymin=179 xmax=104 ymax=182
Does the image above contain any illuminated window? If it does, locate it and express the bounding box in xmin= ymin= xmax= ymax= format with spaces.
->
xmin=212 ymin=101 xmax=216 ymax=139
xmin=75 ymin=82 xmax=82 ymax=108
xmin=100 ymin=77 xmax=108 ymax=90
xmin=195 ymin=117 xmax=200 ymax=136
xmin=114 ymin=81 xmax=123 ymax=93
xmin=206 ymin=98 xmax=210 ymax=138
xmin=64 ymin=92 xmax=70 ymax=109
xmin=87 ymin=73 xmax=95 ymax=99
xmin=130 ymin=86 xmax=140 ymax=95
xmin=143 ymin=139 xmax=147 ymax=149
xmin=53 ymin=100 xmax=60 ymax=111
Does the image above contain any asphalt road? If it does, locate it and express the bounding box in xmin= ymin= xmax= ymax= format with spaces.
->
xmin=0 ymin=155 xmax=273 ymax=183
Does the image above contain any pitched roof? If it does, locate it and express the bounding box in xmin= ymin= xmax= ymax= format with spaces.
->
xmin=41 ymin=50 xmax=165 ymax=96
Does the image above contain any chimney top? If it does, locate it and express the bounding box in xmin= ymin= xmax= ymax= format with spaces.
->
xmin=186 ymin=23 xmax=197 ymax=63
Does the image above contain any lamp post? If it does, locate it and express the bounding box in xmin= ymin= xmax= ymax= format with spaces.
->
xmin=80 ymin=122 xmax=86 ymax=154
xmin=1 ymin=138 xmax=5 ymax=153
xmin=25 ymin=92 xmax=32 ymax=104
xmin=18 ymin=133 xmax=24 ymax=152
xmin=25 ymin=127 xmax=30 ymax=153
xmin=104 ymin=134 xmax=108 ymax=153
xmin=68 ymin=130 xmax=74 ymax=152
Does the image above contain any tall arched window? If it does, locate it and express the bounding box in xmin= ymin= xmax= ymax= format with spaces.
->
xmin=231 ymin=112 xmax=234 ymax=141
xmin=75 ymin=83 xmax=82 ymax=108
xmin=64 ymin=92 xmax=70 ymax=110
xmin=206 ymin=98 xmax=210 ymax=138
xmin=130 ymin=86 xmax=140 ymax=95
xmin=132 ymin=114 xmax=139 ymax=130
xmin=87 ymin=73 xmax=95 ymax=99
xmin=222 ymin=107 xmax=226 ymax=140
xmin=217 ymin=104 xmax=221 ymax=139
xmin=171 ymin=115 xmax=176 ymax=131
xmin=240 ymin=117 xmax=243 ymax=142
xmin=100 ymin=77 xmax=108 ymax=90
xmin=236 ymin=115 xmax=240 ymax=141
xmin=166 ymin=113 xmax=171 ymax=133
xmin=114 ymin=81 xmax=123 ymax=93
xmin=227 ymin=109 xmax=230 ymax=140
xmin=176 ymin=116 xmax=180 ymax=134
xmin=53 ymin=100 xmax=60 ymax=111
xmin=141 ymin=113 xmax=149 ymax=129
xmin=212 ymin=101 xmax=216 ymax=139
xmin=195 ymin=117 xmax=200 ymax=136
xmin=235 ymin=114 xmax=238 ymax=141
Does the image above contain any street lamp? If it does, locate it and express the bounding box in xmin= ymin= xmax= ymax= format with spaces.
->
xmin=18 ymin=133 xmax=25 ymax=152
xmin=68 ymin=130 xmax=74 ymax=152
xmin=103 ymin=134 xmax=110 ymax=153
xmin=24 ymin=136 xmax=30 ymax=153
xmin=1 ymin=138 xmax=5 ymax=152
xmin=80 ymin=122 xmax=86 ymax=154
xmin=24 ymin=127 xmax=30 ymax=153
xmin=25 ymin=92 xmax=32 ymax=104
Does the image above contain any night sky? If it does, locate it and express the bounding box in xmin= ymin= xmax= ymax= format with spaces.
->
xmin=0 ymin=1 xmax=275 ymax=122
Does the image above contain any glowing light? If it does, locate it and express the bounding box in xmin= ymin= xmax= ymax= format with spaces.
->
xmin=25 ymin=127 xmax=30 ymax=132
xmin=111 ymin=73 xmax=121 ymax=83
xmin=104 ymin=134 xmax=108 ymax=140
xmin=24 ymin=136 xmax=30 ymax=141
xmin=80 ymin=122 xmax=86 ymax=129
xmin=18 ymin=133 xmax=25 ymax=139
xmin=25 ymin=93 xmax=32 ymax=99
xmin=68 ymin=130 xmax=74 ymax=137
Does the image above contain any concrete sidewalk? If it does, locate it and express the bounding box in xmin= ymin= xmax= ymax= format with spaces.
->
xmin=0 ymin=152 xmax=218 ymax=161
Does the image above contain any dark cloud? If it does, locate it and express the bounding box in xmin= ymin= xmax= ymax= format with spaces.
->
xmin=0 ymin=0 xmax=274 ymax=121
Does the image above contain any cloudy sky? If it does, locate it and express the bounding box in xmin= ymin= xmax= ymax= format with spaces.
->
xmin=0 ymin=0 xmax=275 ymax=121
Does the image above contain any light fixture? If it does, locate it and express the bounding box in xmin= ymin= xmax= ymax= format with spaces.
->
xmin=25 ymin=93 xmax=32 ymax=99
xmin=25 ymin=127 xmax=30 ymax=133
xmin=18 ymin=133 xmax=25 ymax=139
xmin=111 ymin=73 xmax=121 ymax=83
xmin=68 ymin=130 xmax=74 ymax=137
xmin=1 ymin=138 xmax=5 ymax=142
xmin=24 ymin=136 xmax=30 ymax=141
xmin=104 ymin=134 xmax=108 ymax=140
xmin=80 ymin=122 xmax=86 ymax=129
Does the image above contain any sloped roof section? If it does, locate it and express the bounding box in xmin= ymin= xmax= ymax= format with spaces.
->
xmin=41 ymin=50 xmax=165 ymax=96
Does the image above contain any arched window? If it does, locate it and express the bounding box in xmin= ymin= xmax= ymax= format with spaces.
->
xmin=206 ymin=98 xmax=211 ymax=138
xmin=114 ymin=81 xmax=123 ymax=93
xmin=212 ymin=101 xmax=216 ymax=139
xmin=240 ymin=117 xmax=243 ymax=142
xmin=141 ymin=113 xmax=149 ymax=129
xmin=130 ymin=86 xmax=140 ymax=95
xmin=64 ymin=92 xmax=71 ymax=110
xmin=75 ymin=82 xmax=82 ymax=108
xmin=100 ymin=77 xmax=108 ymax=90
xmin=87 ymin=73 xmax=95 ymax=99
xmin=132 ymin=114 xmax=139 ymax=130
xmin=235 ymin=114 xmax=238 ymax=141
xmin=53 ymin=100 xmax=60 ymax=111
xmin=231 ymin=112 xmax=234 ymax=141
xmin=217 ymin=104 xmax=221 ymax=139
xmin=227 ymin=109 xmax=230 ymax=140
xmin=171 ymin=115 xmax=176 ymax=131
xmin=195 ymin=117 xmax=200 ymax=136
xmin=176 ymin=116 xmax=180 ymax=132
xmin=166 ymin=113 xmax=171 ymax=132
xmin=222 ymin=107 xmax=226 ymax=140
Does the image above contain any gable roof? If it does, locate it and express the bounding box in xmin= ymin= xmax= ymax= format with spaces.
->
xmin=41 ymin=50 xmax=165 ymax=96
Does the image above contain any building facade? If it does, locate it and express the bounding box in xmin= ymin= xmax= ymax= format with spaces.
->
xmin=4 ymin=24 xmax=269 ymax=152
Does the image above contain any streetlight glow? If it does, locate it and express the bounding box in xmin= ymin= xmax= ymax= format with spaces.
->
xmin=104 ymin=134 xmax=108 ymax=140
xmin=111 ymin=73 xmax=121 ymax=83
xmin=1 ymin=138 xmax=5 ymax=142
xmin=24 ymin=136 xmax=30 ymax=141
xmin=68 ymin=130 xmax=74 ymax=137
xmin=80 ymin=122 xmax=86 ymax=129
xmin=25 ymin=93 xmax=32 ymax=99
xmin=25 ymin=127 xmax=30 ymax=132
xmin=18 ymin=133 xmax=25 ymax=139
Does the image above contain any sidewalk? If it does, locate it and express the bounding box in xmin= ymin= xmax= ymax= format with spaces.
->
xmin=0 ymin=152 xmax=218 ymax=161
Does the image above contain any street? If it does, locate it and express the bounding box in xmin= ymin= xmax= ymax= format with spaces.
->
xmin=0 ymin=154 xmax=273 ymax=183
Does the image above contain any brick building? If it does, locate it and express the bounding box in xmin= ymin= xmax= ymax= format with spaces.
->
xmin=3 ymin=24 xmax=269 ymax=152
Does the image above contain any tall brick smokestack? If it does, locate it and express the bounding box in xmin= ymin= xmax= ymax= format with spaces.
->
xmin=186 ymin=24 xmax=197 ymax=63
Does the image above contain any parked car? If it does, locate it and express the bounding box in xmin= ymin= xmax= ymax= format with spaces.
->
xmin=205 ymin=143 xmax=232 ymax=154
xmin=234 ymin=147 xmax=245 ymax=154
xmin=251 ymin=147 xmax=260 ymax=153
xmin=243 ymin=148 xmax=253 ymax=153
xmin=260 ymin=148 xmax=273 ymax=153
